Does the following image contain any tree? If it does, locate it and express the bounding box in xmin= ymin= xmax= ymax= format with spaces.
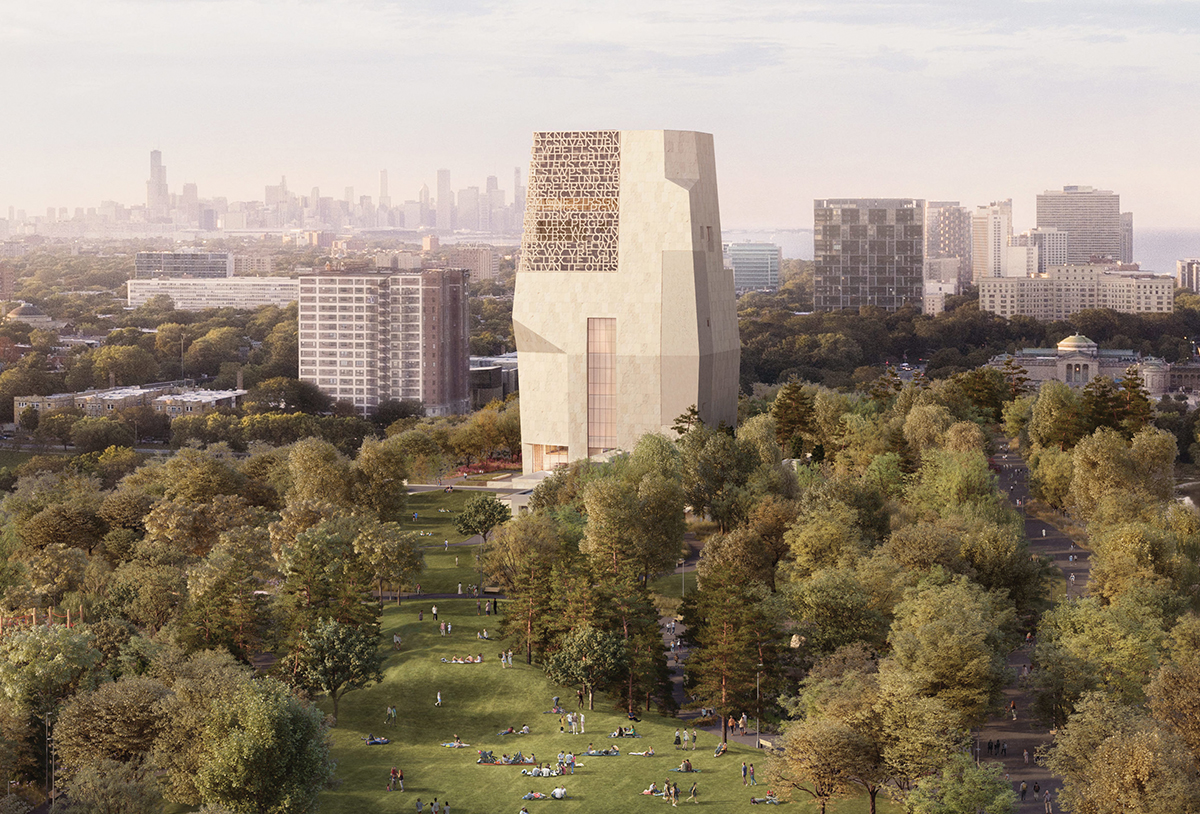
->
xmin=0 ymin=625 xmax=102 ymax=716
xmin=1027 ymin=381 xmax=1084 ymax=451
xmin=54 ymin=677 xmax=169 ymax=772
xmin=683 ymin=565 xmax=775 ymax=742
xmin=51 ymin=758 xmax=162 ymax=814
xmin=297 ymin=619 xmax=384 ymax=725
xmin=195 ymin=678 xmax=334 ymax=814
xmin=349 ymin=436 xmax=409 ymax=521
xmin=37 ymin=409 xmax=82 ymax=450
xmin=286 ymin=438 xmax=352 ymax=507
xmin=766 ymin=717 xmax=861 ymax=814
xmin=903 ymin=753 xmax=1016 ymax=814
xmin=70 ymin=417 xmax=136 ymax=453
xmin=880 ymin=572 xmax=1013 ymax=726
xmin=543 ymin=627 xmax=628 ymax=710
xmin=485 ymin=513 xmax=565 ymax=664
xmin=243 ymin=377 xmax=332 ymax=415
xmin=353 ymin=521 xmax=424 ymax=604
xmin=1044 ymin=692 xmax=1200 ymax=814
xmin=1119 ymin=364 xmax=1155 ymax=436
xmin=772 ymin=380 xmax=816 ymax=457
xmin=454 ymin=493 xmax=510 ymax=545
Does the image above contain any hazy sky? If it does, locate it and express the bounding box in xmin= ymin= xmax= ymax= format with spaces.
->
xmin=4 ymin=1 xmax=1200 ymax=231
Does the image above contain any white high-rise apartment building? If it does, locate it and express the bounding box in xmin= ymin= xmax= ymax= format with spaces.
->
xmin=725 ymin=242 xmax=782 ymax=290
xmin=971 ymin=200 xmax=1013 ymax=283
xmin=1036 ymin=185 xmax=1122 ymax=263
xmin=135 ymin=250 xmax=234 ymax=279
xmin=1179 ymin=259 xmax=1200 ymax=293
xmin=298 ymin=268 xmax=470 ymax=416
xmin=513 ymin=130 xmax=739 ymax=473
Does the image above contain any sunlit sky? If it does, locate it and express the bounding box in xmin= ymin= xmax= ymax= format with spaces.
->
xmin=3 ymin=1 xmax=1200 ymax=231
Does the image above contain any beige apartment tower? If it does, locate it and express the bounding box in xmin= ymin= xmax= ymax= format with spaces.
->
xmin=513 ymin=130 xmax=739 ymax=473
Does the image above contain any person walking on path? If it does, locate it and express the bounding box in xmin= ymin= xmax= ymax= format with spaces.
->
xmin=1024 ymin=748 xmax=1029 ymax=764
xmin=741 ymin=762 xmax=748 ymax=785
xmin=1044 ymin=789 xmax=1052 ymax=813
xmin=1021 ymin=781 xmax=1027 ymax=801
xmin=740 ymin=713 xmax=748 ymax=735
xmin=432 ymin=604 xmax=438 ymax=620
xmin=688 ymin=782 xmax=698 ymax=804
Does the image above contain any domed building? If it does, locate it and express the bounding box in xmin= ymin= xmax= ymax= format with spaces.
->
xmin=6 ymin=302 xmax=59 ymax=330
xmin=991 ymin=333 xmax=1170 ymax=396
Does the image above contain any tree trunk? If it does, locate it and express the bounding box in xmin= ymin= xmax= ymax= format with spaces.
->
xmin=332 ymin=690 xmax=340 ymax=726
xmin=588 ymin=686 xmax=594 ymax=711
xmin=868 ymin=788 xmax=877 ymax=814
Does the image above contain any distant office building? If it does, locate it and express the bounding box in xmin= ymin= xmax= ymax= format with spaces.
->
xmin=971 ymin=200 xmax=1013 ymax=282
xmin=436 ymin=169 xmax=453 ymax=232
xmin=450 ymin=245 xmax=500 ymax=281
xmin=1018 ymin=227 xmax=1069 ymax=274
xmin=923 ymin=279 xmax=959 ymax=315
xmin=147 ymin=150 xmax=169 ymax=222
xmin=375 ymin=251 xmax=423 ymax=271
xmin=514 ymin=129 xmax=739 ymax=473
xmin=127 ymin=277 xmax=300 ymax=310
xmin=297 ymin=268 xmax=470 ymax=416
xmin=422 ymin=235 xmax=440 ymax=252
xmin=1036 ymin=185 xmax=1122 ymax=263
xmin=457 ymin=187 xmax=480 ymax=231
xmin=135 ymin=250 xmax=233 ymax=279
xmin=813 ymin=198 xmax=924 ymax=311
xmin=1179 ymin=259 xmax=1200 ymax=292
xmin=1121 ymin=211 xmax=1134 ymax=264
xmin=232 ymin=255 xmax=274 ymax=275
xmin=924 ymin=201 xmax=972 ymax=287
xmin=980 ymin=263 xmax=1174 ymax=321
xmin=725 ymin=242 xmax=782 ymax=290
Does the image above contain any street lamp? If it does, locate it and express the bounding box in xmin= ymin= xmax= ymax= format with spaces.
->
xmin=756 ymin=663 xmax=763 ymax=750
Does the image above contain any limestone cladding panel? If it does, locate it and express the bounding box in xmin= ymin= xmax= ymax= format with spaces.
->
xmin=513 ymin=129 xmax=739 ymax=472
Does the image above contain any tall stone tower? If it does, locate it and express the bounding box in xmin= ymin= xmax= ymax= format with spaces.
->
xmin=513 ymin=130 xmax=739 ymax=473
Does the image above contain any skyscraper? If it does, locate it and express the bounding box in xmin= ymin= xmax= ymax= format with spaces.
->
xmin=924 ymin=201 xmax=972 ymax=286
xmin=970 ymin=200 xmax=1013 ymax=283
xmin=1036 ymin=185 xmax=1122 ymax=263
xmin=147 ymin=150 xmax=169 ymax=222
xmin=813 ymin=198 xmax=924 ymax=311
xmin=436 ymin=169 xmax=452 ymax=232
xmin=513 ymin=130 xmax=739 ymax=473
xmin=297 ymin=268 xmax=470 ymax=416
xmin=1121 ymin=211 xmax=1134 ymax=264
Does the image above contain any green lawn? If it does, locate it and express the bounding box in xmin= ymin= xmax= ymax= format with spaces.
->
xmin=400 ymin=490 xmax=492 ymax=595
xmin=319 ymin=600 xmax=900 ymax=813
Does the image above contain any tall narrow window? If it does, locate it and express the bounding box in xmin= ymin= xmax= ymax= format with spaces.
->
xmin=587 ymin=318 xmax=616 ymax=455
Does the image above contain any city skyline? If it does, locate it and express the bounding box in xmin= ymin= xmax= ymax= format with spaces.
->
xmin=3 ymin=2 xmax=1199 ymax=230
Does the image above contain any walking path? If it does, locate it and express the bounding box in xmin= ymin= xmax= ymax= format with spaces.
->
xmin=980 ymin=445 xmax=1089 ymax=811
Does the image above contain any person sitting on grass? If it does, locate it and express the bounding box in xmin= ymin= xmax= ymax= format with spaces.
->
xmin=750 ymin=791 xmax=781 ymax=804
xmin=679 ymin=759 xmax=693 ymax=772
xmin=551 ymin=786 xmax=567 ymax=800
xmin=499 ymin=727 xmax=517 ymax=735
xmin=521 ymin=791 xmax=546 ymax=800
xmin=713 ymin=742 xmax=727 ymax=757
xmin=477 ymin=750 xmax=495 ymax=764
xmin=641 ymin=782 xmax=661 ymax=796
xmin=520 ymin=725 xmax=530 ymax=734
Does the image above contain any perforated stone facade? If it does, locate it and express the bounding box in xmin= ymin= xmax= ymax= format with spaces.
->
xmin=513 ymin=130 xmax=740 ymax=473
